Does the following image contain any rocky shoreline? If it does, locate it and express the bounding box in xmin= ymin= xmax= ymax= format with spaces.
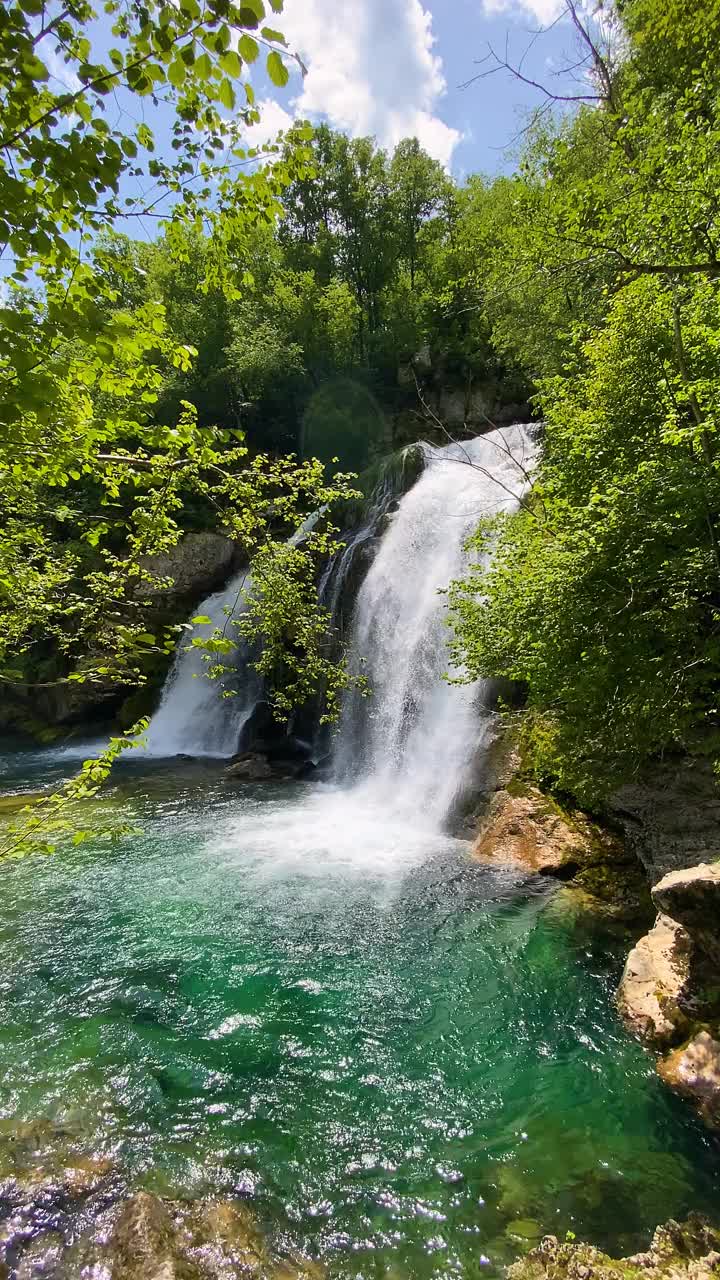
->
xmin=470 ymin=728 xmax=720 ymax=1134
xmin=0 ymin=1117 xmax=320 ymax=1280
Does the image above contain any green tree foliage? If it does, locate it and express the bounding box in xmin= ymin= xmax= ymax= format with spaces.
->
xmin=450 ymin=0 xmax=720 ymax=801
xmin=0 ymin=0 xmax=368 ymax=857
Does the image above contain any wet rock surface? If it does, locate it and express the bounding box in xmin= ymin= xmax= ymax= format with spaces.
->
xmin=473 ymin=779 xmax=650 ymax=922
xmin=508 ymin=1215 xmax=720 ymax=1280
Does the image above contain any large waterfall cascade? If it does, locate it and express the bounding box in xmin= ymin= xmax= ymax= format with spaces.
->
xmin=145 ymin=424 xmax=536 ymax=828
xmin=332 ymin=424 xmax=536 ymax=826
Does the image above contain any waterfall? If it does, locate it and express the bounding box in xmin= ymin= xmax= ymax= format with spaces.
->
xmin=144 ymin=513 xmax=323 ymax=758
xmin=332 ymin=424 xmax=536 ymax=827
xmin=143 ymin=568 xmax=260 ymax=758
xmin=144 ymin=425 xmax=535 ymax=796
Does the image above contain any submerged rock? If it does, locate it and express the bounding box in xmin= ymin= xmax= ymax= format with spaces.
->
xmin=508 ymin=1215 xmax=720 ymax=1280
xmin=109 ymin=1192 xmax=202 ymax=1280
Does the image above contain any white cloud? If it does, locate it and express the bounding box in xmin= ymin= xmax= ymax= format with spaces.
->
xmin=278 ymin=0 xmax=462 ymax=169
xmin=42 ymin=42 xmax=82 ymax=92
xmin=247 ymin=97 xmax=295 ymax=147
xmin=481 ymin=0 xmax=565 ymax=22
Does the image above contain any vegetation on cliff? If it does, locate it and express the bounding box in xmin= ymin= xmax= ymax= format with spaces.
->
xmin=450 ymin=0 xmax=720 ymax=803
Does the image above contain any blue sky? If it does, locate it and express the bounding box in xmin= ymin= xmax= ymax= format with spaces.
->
xmin=246 ymin=0 xmax=589 ymax=178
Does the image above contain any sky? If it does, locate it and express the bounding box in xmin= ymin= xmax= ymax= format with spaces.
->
xmin=245 ymin=0 xmax=591 ymax=178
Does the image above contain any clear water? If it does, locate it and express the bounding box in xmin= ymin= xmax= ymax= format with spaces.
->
xmin=0 ymin=751 xmax=718 ymax=1276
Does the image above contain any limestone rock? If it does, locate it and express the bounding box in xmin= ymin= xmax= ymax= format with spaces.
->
xmin=658 ymin=1032 xmax=720 ymax=1130
xmin=508 ymin=1215 xmax=720 ymax=1280
xmin=473 ymin=784 xmax=621 ymax=878
xmin=607 ymin=761 xmax=720 ymax=881
xmin=140 ymin=533 xmax=239 ymax=602
xmin=652 ymin=864 xmax=720 ymax=969
xmin=109 ymin=1193 xmax=202 ymax=1280
xmin=225 ymin=753 xmax=274 ymax=781
xmin=616 ymin=914 xmax=694 ymax=1047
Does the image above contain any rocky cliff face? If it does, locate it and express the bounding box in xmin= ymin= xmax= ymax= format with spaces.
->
xmin=469 ymin=726 xmax=651 ymax=923
xmin=617 ymin=863 xmax=720 ymax=1129
xmin=606 ymin=759 xmax=720 ymax=881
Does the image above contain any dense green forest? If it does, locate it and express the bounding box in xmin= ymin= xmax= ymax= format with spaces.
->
xmin=1 ymin=0 xmax=720 ymax=852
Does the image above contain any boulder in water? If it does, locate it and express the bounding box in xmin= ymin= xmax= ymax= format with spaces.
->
xmin=473 ymin=783 xmax=623 ymax=879
xmin=508 ymin=1215 xmax=720 ymax=1280
xmin=658 ymin=1032 xmax=720 ymax=1130
xmin=616 ymin=915 xmax=693 ymax=1047
xmin=225 ymin=753 xmax=274 ymax=781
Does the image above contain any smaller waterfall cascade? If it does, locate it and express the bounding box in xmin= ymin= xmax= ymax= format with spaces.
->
xmin=333 ymin=424 xmax=536 ymax=827
xmin=144 ymin=512 xmax=323 ymax=758
xmin=143 ymin=568 xmax=259 ymax=757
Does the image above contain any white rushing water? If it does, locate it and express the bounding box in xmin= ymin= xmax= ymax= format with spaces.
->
xmin=143 ymin=568 xmax=259 ymax=757
xmin=144 ymin=426 xmax=536 ymax=835
xmin=332 ymin=424 xmax=536 ymax=828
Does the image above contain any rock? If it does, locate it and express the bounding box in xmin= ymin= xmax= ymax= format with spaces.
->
xmin=508 ymin=1215 xmax=720 ymax=1280
xmin=607 ymin=759 xmax=720 ymax=882
xmin=109 ymin=1192 xmax=202 ymax=1280
xmin=616 ymin=914 xmax=693 ymax=1047
xmin=652 ymin=864 xmax=720 ymax=970
xmin=473 ymin=783 xmax=623 ymax=879
xmin=15 ymin=1231 xmax=65 ymax=1279
xmin=506 ymin=1220 xmax=544 ymax=1242
xmin=224 ymin=753 xmax=274 ymax=781
xmin=140 ymin=533 xmax=239 ymax=602
xmin=658 ymin=1032 xmax=720 ymax=1130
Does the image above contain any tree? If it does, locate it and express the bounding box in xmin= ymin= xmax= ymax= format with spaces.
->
xmin=450 ymin=0 xmax=720 ymax=801
xmin=0 ymin=1 xmax=369 ymax=859
xmin=389 ymin=138 xmax=449 ymax=290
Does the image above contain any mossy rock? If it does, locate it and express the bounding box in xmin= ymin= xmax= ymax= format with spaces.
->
xmin=508 ymin=1215 xmax=720 ymax=1280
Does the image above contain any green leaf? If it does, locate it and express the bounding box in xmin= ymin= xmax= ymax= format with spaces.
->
xmin=195 ymin=52 xmax=212 ymax=79
xmin=238 ymin=34 xmax=259 ymax=63
xmin=260 ymin=26 xmax=285 ymax=44
xmin=167 ymin=57 xmax=186 ymax=86
xmin=218 ymin=78 xmax=235 ymax=109
xmin=22 ymin=55 xmax=49 ymax=81
xmin=219 ymin=50 xmax=242 ymax=77
xmin=266 ymin=50 xmax=288 ymax=87
xmin=238 ymin=3 xmax=262 ymax=29
xmin=191 ymin=615 xmax=212 ymax=624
